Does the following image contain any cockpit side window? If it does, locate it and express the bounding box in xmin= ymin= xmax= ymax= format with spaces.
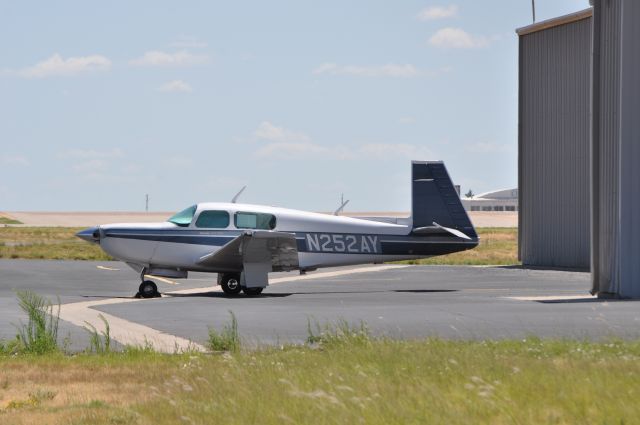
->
xmin=234 ymin=212 xmax=276 ymax=230
xmin=195 ymin=210 xmax=230 ymax=228
xmin=167 ymin=205 xmax=197 ymax=227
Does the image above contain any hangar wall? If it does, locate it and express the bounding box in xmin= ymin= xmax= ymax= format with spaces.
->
xmin=517 ymin=11 xmax=592 ymax=269
xmin=591 ymin=0 xmax=640 ymax=298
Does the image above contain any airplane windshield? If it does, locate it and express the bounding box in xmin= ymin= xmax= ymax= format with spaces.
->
xmin=168 ymin=205 xmax=197 ymax=227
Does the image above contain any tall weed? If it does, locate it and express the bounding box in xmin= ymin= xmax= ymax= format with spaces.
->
xmin=306 ymin=318 xmax=371 ymax=347
xmin=207 ymin=311 xmax=240 ymax=352
xmin=84 ymin=314 xmax=111 ymax=354
xmin=14 ymin=290 xmax=60 ymax=354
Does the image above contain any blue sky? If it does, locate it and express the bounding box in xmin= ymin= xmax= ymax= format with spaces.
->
xmin=0 ymin=0 xmax=589 ymax=212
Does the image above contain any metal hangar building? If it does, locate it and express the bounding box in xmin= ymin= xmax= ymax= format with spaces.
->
xmin=517 ymin=0 xmax=640 ymax=298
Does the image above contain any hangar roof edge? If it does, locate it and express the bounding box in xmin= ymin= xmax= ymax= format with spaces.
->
xmin=516 ymin=8 xmax=592 ymax=36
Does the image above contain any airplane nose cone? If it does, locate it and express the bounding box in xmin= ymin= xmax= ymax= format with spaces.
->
xmin=76 ymin=227 xmax=100 ymax=243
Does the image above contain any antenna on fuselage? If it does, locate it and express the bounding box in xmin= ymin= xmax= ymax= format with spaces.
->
xmin=231 ymin=186 xmax=247 ymax=203
xmin=334 ymin=193 xmax=349 ymax=216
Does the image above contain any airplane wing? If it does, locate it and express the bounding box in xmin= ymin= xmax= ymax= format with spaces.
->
xmin=196 ymin=230 xmax=299 ymax=272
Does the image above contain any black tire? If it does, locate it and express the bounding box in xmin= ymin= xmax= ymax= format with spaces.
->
xmin=139 ymin=280 xmax=159 ymax=298
xmin=220 ymin=274 xmax=242 ymax=295
xmin=243 ymin=287 xmax=264 ymax=296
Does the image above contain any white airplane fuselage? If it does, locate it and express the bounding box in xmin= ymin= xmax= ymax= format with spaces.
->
xmin=84 ymin=202 xmax=469 ymax=273
xmin=76 ymin=161 xmax=479 ymax=296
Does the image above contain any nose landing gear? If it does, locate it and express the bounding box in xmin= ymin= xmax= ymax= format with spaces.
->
xmin=136 ymin=268 xmax=161 ymax=298
xmin=137 ymin=280 xmax=160 ymax=298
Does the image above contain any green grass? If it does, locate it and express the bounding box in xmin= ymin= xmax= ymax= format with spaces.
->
xmin=0 ymin=217 xmax=22 ymax=225
xmin=0 ymin=227 xmax=517 ymax=265
xmin=398 ymin=227 xmax=519 ymax=266
xmin=0 ymin=338 xmax=639 ymax=424
xmin=0 ymin=227 xmax=111 ymax=260
xmin=0 ymin=293 xmax=637 ymax=424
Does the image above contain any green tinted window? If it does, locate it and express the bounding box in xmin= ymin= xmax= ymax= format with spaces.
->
xmin=195 ymin=210 xmax=230 ymax=228
xmin=167 ymin=205 xmax=197 ymax=227
xmin=234 ymin=212 xmax=276 ymax=230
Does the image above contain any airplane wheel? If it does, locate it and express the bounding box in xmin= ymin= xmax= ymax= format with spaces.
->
xmin=138 ymin=280 xmax=159 ymax=298
xmin=220 ymin=274 xmax=242 ymax=296
xmin=243 ymin=287 xmax=263 ymax=296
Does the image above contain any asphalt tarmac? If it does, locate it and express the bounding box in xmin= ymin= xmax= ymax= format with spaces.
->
xmin=1 ymin=260 xmax=639 ymax=351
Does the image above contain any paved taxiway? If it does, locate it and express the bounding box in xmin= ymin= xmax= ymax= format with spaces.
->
xmin=1 ymin=260 xmax=639 ymax=351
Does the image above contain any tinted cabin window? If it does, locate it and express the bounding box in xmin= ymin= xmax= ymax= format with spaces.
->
xmin=195 ymin=210 xmax=230 ymax=228
xmin=234 ymin=212 xmax=276 ymax=230
xmin=167 ymin=205 xmax=197 ymax=227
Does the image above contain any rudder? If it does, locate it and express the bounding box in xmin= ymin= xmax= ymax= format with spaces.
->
xmin=411 ymin=161 xmax=477 ymax=239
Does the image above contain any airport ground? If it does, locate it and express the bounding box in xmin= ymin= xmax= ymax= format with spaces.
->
xmin=1 ymin=261 xmax=638 ymax=348
xmin=1 ymin=211 xmax=638 ymax=423
xmin=0 ymin=262 xmax=639 ymax=424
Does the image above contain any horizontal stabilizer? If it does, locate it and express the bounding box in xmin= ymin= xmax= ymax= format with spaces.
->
xmin=413 ymin=222 xmax=472 ymax=240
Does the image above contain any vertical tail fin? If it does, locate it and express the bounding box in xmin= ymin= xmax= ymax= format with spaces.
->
xmin=411 ymin=161 xmax=477 ymax=239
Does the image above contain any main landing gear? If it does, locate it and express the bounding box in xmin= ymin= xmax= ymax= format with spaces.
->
xmin=220 ymin=273 xmax=242 ymax=295
xmin=219 ymin=273 xmax=264 ymax=297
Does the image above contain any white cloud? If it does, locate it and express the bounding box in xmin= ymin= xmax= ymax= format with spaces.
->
xmin=0 ymin=155 xmax=29 ymax=166
xmin=429 ymin=27 xmax=492 ymax=49
xmin=157 ymin=80 xmax=193 ymax=93
xmin=399 ymin=116 xmax=416 ymax=124
xmin=417 ymin=5 xmax=458 ymax=21
xmin=161 ymin=156 xmax=194 ymax=168
xmin=357 ymin=143 xmax=436 ymax=160
xmin=56 ymin=149 xmax=135 ymax=181
xmin=56 ymin=149 xmax=154 ymax=183
xmin=255 ymin=142 xmax=350 ymax=160
xmin=255 ymin=141 xmax=437 ymax=161
xmin=313 ymin=63 xmax=421 ymax=78
xmin=251 ymin=122 xmax=438 ymax=161
xmin=57 ymin=148 xmax=124 ymax=160
xmin=253 ymin=121 xmax=311 ymax=143
xmin=71 ymin=168 xmax=152 ymax=184
xmin=14 ymin=54 xmax=111 ymax=78
xmin=129 ymin=50 xmax=210 ymax=67
xmin=169 ymin=36 xmax=208 ymax=49
xmin=72 ymin=159 xmax=110 ymax=173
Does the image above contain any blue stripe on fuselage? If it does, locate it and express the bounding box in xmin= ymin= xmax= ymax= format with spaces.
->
xmin=102 ymin=228 xmax=477 ymax=255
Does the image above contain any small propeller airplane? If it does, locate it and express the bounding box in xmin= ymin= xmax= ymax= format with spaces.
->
xmin=77 ymin=161 xmax=478 ymax=298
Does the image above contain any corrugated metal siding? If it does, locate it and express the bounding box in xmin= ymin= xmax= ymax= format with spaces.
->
xmin=518 ymin=17 xmax=592 ymax=269
xmin=619 ymin=0 xmax=640 ymax=297
xmin=593 ymin=0 xmax=640 ymax=297
xmin=592 ymin=0 xmax=621 ymax=294
xmin=592 ymin=0 xmax=640 ymax=298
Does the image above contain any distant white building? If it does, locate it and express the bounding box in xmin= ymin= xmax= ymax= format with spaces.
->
xmin=461 ymin=188 xmax=518 ymax=212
